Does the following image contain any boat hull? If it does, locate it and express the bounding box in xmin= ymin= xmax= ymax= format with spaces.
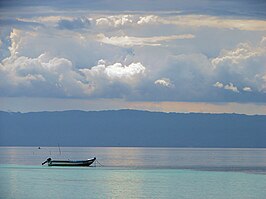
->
xmin=47 ymin=157 xmax=96 ymax=167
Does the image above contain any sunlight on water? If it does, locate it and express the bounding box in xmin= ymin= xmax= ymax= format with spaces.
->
xmin=1 ymin=147 xmax=266 ymax=170
xmin=0 ymin=147 xmax=266 ymax=198
xmin=1 ymin=165 xmax=266 ymax=199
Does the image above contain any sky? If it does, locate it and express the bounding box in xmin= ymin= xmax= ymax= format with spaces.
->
xmin=0 ymin=0 xmax=266 ymax=114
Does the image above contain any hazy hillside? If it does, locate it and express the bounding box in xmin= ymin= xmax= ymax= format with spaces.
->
xmin=0 ymin=110 xmax=265 ymax=147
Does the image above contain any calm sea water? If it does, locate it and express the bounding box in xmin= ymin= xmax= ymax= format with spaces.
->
xmin=0 ymin=147 xmax=266 ymax=199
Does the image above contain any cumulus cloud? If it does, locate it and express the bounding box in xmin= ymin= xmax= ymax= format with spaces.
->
xmin=224 ymin=83 xmax=239 ymax=93
xmin=8 ymin=29 xmax=23 ymax=57
xmin=105 ymin=62 xmax=145 ymax=79
xmin=243 ymin=87 xmax=252 ymax=92
xmin=80 ymin=60 xmax=145 ymax=83
xmin=96 ymin=33 xmax=194 ymax=47
xmin=137 ymin=15 xmax=159 ymax=25
xmin=213 ymin=82 xmax=223 ymax=88
xmin=1 ymin=11 xmax=266 ymax=103
xmin=0 ymin=34 xmax=146 ymax=98
xmin=0 ymin=52 xmax=95 ymax=97
xmin=211 ymin=41 xmax=266 ymax=93
xmin=95 ymin=15 xmax=135 ymax=27
xmin=78 ymin=60 xmax=146 ymax=97
xmin=154 ymin=78 xmax=174 ymax=88
xmin=94 ymin=14 xmax=160 ymax=27
xmin=213 ymin=82 xmax=253 ymax=93
xmin=211 ymin=43 xmax=264 ymax=67
xmin=0 ymin=30 xmax=146 ymax=97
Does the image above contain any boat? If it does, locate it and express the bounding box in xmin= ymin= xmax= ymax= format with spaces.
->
xmin=42 ymin=157 xmax=96 ymax=167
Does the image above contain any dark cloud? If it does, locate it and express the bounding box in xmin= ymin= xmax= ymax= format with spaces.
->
xmin=57 ymin=17 xmax=91 ymax=30
xmin=1 ymin=0 xmax=265 ymax=19
xmin=0 ymin=1 xmax=265 ymax=103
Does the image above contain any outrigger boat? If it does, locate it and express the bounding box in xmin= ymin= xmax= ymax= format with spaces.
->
xmin=42 ymin=157 xmax=96 ymax=167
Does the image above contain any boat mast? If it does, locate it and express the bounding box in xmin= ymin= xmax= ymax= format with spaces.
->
xmin=58 ymin=143 xmax=61 ymax=155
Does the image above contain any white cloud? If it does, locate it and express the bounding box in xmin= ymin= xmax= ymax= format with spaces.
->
xmin=211 ymin=43 xmax=264 ymax=67
xmin=154 ymin=78 xmax=174 ymax=88
xmin=0 ymin=51 xmax=146 ymax=97
xmin=95 ymin=15 xmax=135 ymax=27
xmin=0 ymin=53 xmax=95 ymax=97
xmin=135 ymin=15 xmax=266 ymax=31
xmin=105 ymin=62 xmax=145 ymax=79
xmin=78 ymin=61 xmax=146 ymax=97
xmin=224 ymin=83 xmax=239 ymax=93
xmin=8 ymin=29 xmax=22 ymax=57
xmin=0 ymin=30 xmax=146 ymax=97
xmin=0 ymin=29 xmax=145 ymax=97
xmin=213 ymin=82 xmax=253 ymax=93
xmin=96 ymin=33 xmax=194 ymax=47
xmin=3 ymin=27 xmax=132 ymax=69
xmin=213 ymin=82 xmax=223 ymax=88
xmin=211 ymin=40 xmax=266 ymax=93
xmin=261 ymin=36 xmax=266 ymax=44
xmin=243 ymin=87 xmax=252 ymax=92
xmin=93 ymin=14 xmax=266 ymax=31
xmin=17 ymin=16 xmax=74 ymax=27
xmin=137 ymin=15 xmax=159 ymax=25
xmin=80 ymin=60 xmax=145 ymax=81
xmin=1 ymin=13 xmax=266 ymax=103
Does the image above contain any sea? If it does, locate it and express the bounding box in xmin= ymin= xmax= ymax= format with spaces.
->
xmin=0 ymin=147 xmax=266 ymax=199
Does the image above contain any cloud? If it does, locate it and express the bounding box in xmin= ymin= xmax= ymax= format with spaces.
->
xmin=96 ymin=33 xmax=195 ymax=47
xmin=1 ymin=27 xmax=131 ymax=68
xmin=0 ymin=30 xmax=145 ymax=97
xmin=8 ymin=29 xmax=22 ymax=57
xmin=137 ymin=15 xmax=159 ymax=25
xmin=133 ymin=15 xmax=266 ymax=31
xmin=2 ymin=0 xmax=266 ymax=20
xmin=77 ymin=60 xmax=146 ymax=97
xmin=224 ymin=83 xmax=239 ymax=93
xmin=133 ymin=53 xmax=215 ymax=101
xmin=57 ymin=17 xmax=91 ymax=30
xmin=261 ymin=36 xmax=266 ymax=44
xmin=213 ymin=82 xmax=253 ymax=93
xmin=211 ymin=43 xmax=264 ymax=67
xmin=0 ymin=29 xmax=147 ymax=99
xmin=213 ymin=82 xmax=223 ymax=88
xmin=17 ymin=16 xmax=73 ymax=27
xmin=95 ymin=15 xmax=135 ymax=27
xmin=105 ymin=62 xmax=145 ymax=79
xmin=154 ymin=78 xmax=174 ymax=88
xmin=0 ymin=18 xmax=43 ymax=29
xmin=80 ymin=60 xmax=145 ymax=86
xmin=0 ymin=39 xmax=146 ymax=98
xmin=243 ymin=87 xmax=252 ymax=92
xmin=92 ymin=14 xmax=266 ymax=31
xmin=211 ymin=41 xmax=266 ymax=93
xmin=1 ymin=12 xmax=266 ymax=103
xmin=18 ymin=13 xmax=266 ymax=32
xmin=0 ymin=52 xmax=95 ymax=97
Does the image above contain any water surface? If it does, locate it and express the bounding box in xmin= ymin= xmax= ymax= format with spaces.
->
xmin=0 ymin=147 xmax=266 ymax=199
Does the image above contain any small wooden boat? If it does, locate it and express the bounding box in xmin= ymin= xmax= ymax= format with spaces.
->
xmin=42 ymin=157 xmax=96 ymax=167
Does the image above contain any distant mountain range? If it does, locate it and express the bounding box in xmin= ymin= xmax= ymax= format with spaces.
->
xmin=0 ymin=110 xmax=265 ymax=147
